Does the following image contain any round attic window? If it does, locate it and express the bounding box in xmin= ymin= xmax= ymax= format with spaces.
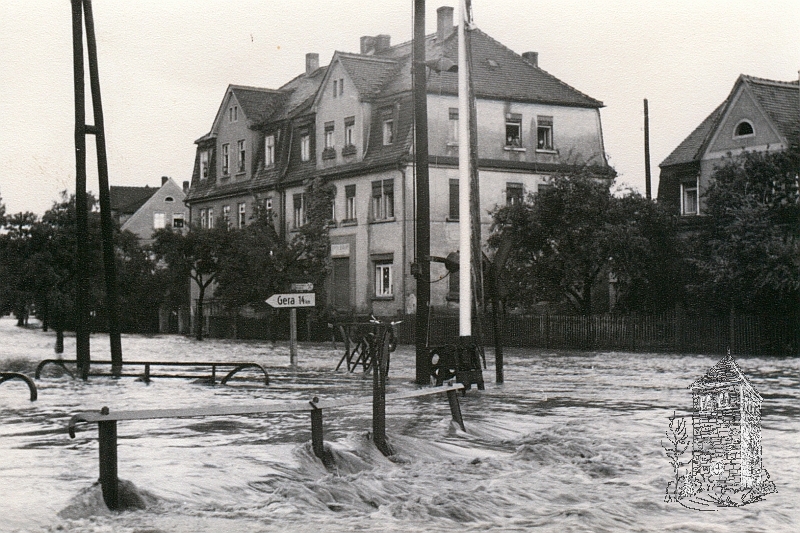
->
xmin=734 ymin=120 xmax=754 ymax=137
xmin=164 ymin=196 xmax=174 ymax=202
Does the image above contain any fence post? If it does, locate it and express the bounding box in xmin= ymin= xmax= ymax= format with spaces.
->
xmin=309 ymin=400 xmax=324 ymax=461
xmin=98 ymin=419 xmax=119 ymax=510
xmin=372 ymin=325 xmax=391 ymax=456
xmin=446 ymin=389 xmax=466 ymax=431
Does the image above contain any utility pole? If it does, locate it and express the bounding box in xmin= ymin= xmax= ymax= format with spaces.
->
xmin=413 ymin=0 xmax=431 ymax=385
xmin=644 ymin=98 xmax=652 ymax=200
xmin=72 ymin=0 xmax=124 ymax=377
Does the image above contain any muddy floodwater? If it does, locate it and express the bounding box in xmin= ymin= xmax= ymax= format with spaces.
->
xmin=1 ymin=316 xmax=799 ymax=532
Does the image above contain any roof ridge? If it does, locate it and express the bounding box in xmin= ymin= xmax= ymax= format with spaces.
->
xmin=336 ymin=51 xmax=398 ymax=64
xmin=741 ymin=74 xmax=800 ymax=88
xmin=471 ymin=28 xmax=603 ymax=107
xmin=229 ymin=84 xmax=283 ymax=93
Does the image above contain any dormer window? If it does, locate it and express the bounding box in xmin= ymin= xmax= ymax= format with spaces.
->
xmin=300 ymin=128 xmax=311 ymax=161
xmin=383 ymin=119 xmax=394 ymax=145
xmin=200 ymin=150 xmax=209 ymax=179
xmin=681 ymin=179 xmax=699 ymax=216
xmin=265 ymin=134 xmax=275 ymax=167
xmin=734 ymin=120 xmax=754 ymax=138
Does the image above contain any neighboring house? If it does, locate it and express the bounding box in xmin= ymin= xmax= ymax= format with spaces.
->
xmin=185 ymin=6 xmax=610 ymax=319
xmin=111 ymin=177 xmax=190 ymax=243
xmin=658 ymin=75 xmax=800 ymax=217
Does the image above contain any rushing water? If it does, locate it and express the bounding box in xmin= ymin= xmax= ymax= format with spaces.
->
xmin=1 ymin=316 xmax=799 ymax=532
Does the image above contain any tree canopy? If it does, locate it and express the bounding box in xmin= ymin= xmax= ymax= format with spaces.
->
xmin=490 ymin=169 xmax=682 ymax=315
xmin=689 ymin=146 xmax=800 ymax=315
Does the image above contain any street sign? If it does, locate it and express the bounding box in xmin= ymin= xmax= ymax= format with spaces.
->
xmin=265 ymin=293 xmax=316 ymax=308
xmin=290 ymin=283 xmax=314 ymax=292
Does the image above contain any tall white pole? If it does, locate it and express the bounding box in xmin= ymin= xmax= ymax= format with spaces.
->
xmin=458 ymin=0 xmax=471 ymax=339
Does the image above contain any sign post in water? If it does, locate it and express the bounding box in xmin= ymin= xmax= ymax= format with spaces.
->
xmin=266 ymin=288 xmax=315 ymax=367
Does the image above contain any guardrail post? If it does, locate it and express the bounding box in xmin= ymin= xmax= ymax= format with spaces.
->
xmin=210 ymin=364 xmax=216 ymax=385
xmin=97 ymin=419 xmax=119 ymax=510
xmin=143 ymin=363 xmax=150 ymax=384
xmin=446 ymin=389 xmax=466 ymax=432
xmin=372 ymin=325 xmax=391 ymax=456
xmin=309 ymin=400 xmax=324 ymax=461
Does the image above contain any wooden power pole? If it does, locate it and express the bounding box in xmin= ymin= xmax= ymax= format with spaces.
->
xmin=71 ymin=0 xmax=123 ymax=377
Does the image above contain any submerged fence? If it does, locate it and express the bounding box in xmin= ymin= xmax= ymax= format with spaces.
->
xmin=202 ymin=307 xmax=799 ymax=357
xmin=393 ymin=311 xmax=800 ymax=357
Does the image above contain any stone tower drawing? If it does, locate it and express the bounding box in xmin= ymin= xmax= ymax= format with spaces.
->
xmin=689 ymin=354 xmax=763 ymax=492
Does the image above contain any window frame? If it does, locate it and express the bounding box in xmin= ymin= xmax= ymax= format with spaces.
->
xmin=448 ymin=108 xmax=459 ymax=145
xmin=505 ymin=113 xmax=522 ymax=148
xmin=374 ymin=261 xmax=394 ymax=298
xmin=153 ymin=211 xmax=166 ymax=230
xmin=222 ymin=205 xmax=231 ymax=228
xmin=371 ymin=179 xmax=394 ymax=221
xmin=237 ymin=139 xmax=246 ymax=173
xmin=681 ymin=180 xmax=699 ymax=216
xmin=238 ymin=202 xmax=246 ymax=228
xmin=344 ymin=117 xmax=355 ymax=147
xmin=300 ymin=129 xmax=311 ymax=162
xmin=265 ymin=134 xmax=275 ymax=167
xmin=292 ymin=193 xmax=306 ymax=229
xmin=222 ymin=144 xmax=230 ymax=175
xmin=734 ymin=120 xmax=755 ymax=138
xmin=345 ymin=184 xmax=356 ymax=222
xmin=207 ymin=207 xmax=214 ymax=229
xmin=172 ymin=212 xmax=185 ymax=229
xmin=200 ymin=208 xmax=207 ymax=229
xmin=536 ymin=115 xmax=554 ymax=151
xmin=200 ymin=150 xmax=209 ymax=179
xmin=506 ymin=182 xmax=523 ymax=206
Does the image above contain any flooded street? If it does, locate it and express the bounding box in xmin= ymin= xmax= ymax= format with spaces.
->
xmin=1 ymin=316 xmax=799 ymax=532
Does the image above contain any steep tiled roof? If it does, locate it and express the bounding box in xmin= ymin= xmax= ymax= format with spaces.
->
xmin=661 ymin=75 xmax=800 ymax=168
xmin=110 ymin=186 xmax=157 ymax=215
xmin=337 ymin=54 xmax=401 ymax=98
xmin=744 ymin=76 xmax=800 ymax=141
xmin=376 ymin=29 xmax=602 ymax=107
xmin=230 ymin=86 xmax=285 ymax=123
xmin=660 ymin=103 xmax=725 ymax=168
xmin=689 ymin=354 xmax=760 ymax=398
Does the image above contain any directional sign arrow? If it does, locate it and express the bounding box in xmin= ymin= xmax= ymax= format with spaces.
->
xmin=265 ymin=293 xmax=316 ymax=308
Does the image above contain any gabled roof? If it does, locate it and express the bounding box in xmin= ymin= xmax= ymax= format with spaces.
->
xmin=109 ymin=186 xmax=158 ymax=215
xmin=660 ymin=103 xmax=726 ymax=168
xmin=230 ymin=85 xmax=286 ymax=123
xmin=334 ymin=53 xmax=400 ymax=98
xmin=689 ymin=354 xmax=761 ymax=398
xmin=661 ymin=75 xmax=800 ymax=168
xmin=426 ymin=29 xmax=603 ymax=107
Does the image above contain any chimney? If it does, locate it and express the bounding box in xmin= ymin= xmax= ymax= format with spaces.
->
xmin=305 ymin=53 xmax=319 ymax=74
xmin=374 ymin=34 xmax=391 ymax=53
xmin=360 ymin=35 xmax=376 ymax=55
xmin=161 ymin=176 xmax=169 ymax=185
xmin=522 ymin=52 xmax=538 ymax=68
xmin=437 ymin=6 xmax=454 ymax=42
xmin=183 ymin=181 xmax=190 ymax=193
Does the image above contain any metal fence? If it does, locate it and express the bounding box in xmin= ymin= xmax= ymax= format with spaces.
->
xmin=394 ymin=311 xmax=800 ymax=356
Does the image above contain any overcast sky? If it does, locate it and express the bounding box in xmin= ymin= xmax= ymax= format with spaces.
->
xmin=1 ymin=0 xmax=798 ymax=216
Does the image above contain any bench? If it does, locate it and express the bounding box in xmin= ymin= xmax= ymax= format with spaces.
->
xmin=0 ymin=372 xmax=38 ymax=401
xmin=67 ymin=383 xmax=465 ymax=510
xmin=35 ymin=359 xmax=269 ymax=386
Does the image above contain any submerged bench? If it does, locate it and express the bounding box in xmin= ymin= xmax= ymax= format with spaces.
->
xmin=0 ymin=372 xmax=38 ymax=401
xmin=35 ymin=359 xmax=269 ymax=386
xmin=67 ymin=383 xmax=465 ymax=510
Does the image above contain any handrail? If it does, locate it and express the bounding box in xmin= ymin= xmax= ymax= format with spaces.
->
xmin=66 ymin=382 xmax=465 ymax=511
xmin=35 ymin=359 xmax=269 ymax=385
xmin=0 ymin=372 xmax=38 ymax=401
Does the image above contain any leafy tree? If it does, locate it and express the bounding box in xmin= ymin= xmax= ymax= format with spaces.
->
xmin=490 ymin=169 xmax=682 ymax=315
xmin=214 ymin=177 xmax=335 ymax=320
xmin=152 ymin=225 xmax=230 ymax=340
xmin=689 ymin=146 xmax=800 ymax=315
